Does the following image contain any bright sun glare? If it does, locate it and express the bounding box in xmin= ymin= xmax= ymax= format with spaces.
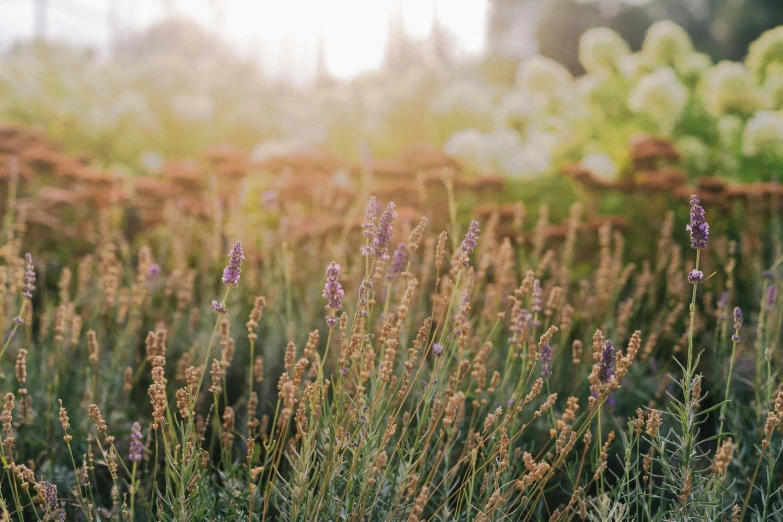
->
xmin=0 ymin=0 xmax=488 ymax=81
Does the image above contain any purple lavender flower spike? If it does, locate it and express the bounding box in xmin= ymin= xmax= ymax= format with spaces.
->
xmin=12 ymin=316 xmax=23 ymax=325
xmin=147 ymin=263 xmax=161 ymax=280
xmin=732 ymin=306 xmax=742 ymax=342
xmin=386 ymin=243 xmax=408 ymax=281
xmin=22 ymin=253 xmax=35 ymax=299
xmin=540 ymin=341 xmax=552 ymax=378
xmin=531 ymin=280 xmax=543 ymax=322
xmin=598 ymin=340 xmax=615 ymax=384
xmin=432 ymin=343 xmax=444 ymax=356
xmin=508 ymin=306 xmax=527 ymax=344
xmin=323 ymin=261 xmax=344 ymax=327
xmin=461 ymin=221 xmax=481 ymax=255
xmin=362 ymin=202 xmax=397 ymax=260
xmin=129 ymin=421 xmax=143 ymax=462
xmin=767 ymin=284 xmax=778 ymax=309
xmin=221 ymin=241 xmax=244 ymax=287
xmin=41 ymin=482 xmax=58 ymax=515
xmin=212 ymin=300 xmax=227 ymax=315
xmin=687 ymin=269 xmax=704 ymax=284
xmin=362 ymin=196 xmax=378 ymax=238
xmin=686 ymin=195 xmax=709 ymax=249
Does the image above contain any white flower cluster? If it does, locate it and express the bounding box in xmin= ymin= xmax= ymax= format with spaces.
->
xmin=742 ymin=111 xmax=783 ymax=156
xmin=700 ymin=61 xmax=767 ymax=117
xmin=628 ymin=67 xmax=688 ymax=132
xmin=579 ymin=28 xmax=631 ymax=74
xmin=515 ymin=55 xmax=573 ymax=96
xmin=440 ymin=20 xmax=783 ymax=178
xmin=641 ymin=20 xmax=694 ymax=67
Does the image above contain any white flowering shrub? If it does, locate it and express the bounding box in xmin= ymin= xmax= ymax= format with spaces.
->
xmin=579 ymin=28 xmax=631 ymax=74
xmin=4 ymin=18 xmax=783 ymax=183
xmin=443 ymin=129 xmax=494 ymax=173
xmin=747 ymin=26 xmax=783 ymax=80
xmin=641 ymin=20 xmax=694 ymax=67
xmin=515 ymin=54 xmax=573 ymax=97
xmin=676 ymin=135 xmax=711 ymax=173
xmin=700 ymin=61 xmax=768 ymax=117
xmin=628 ymin=67 xmax=688 ymax=132
xmin=742 ymin=110 xmax=783 ymax=156
xmin=494 ymin=92 xmax=541 ymax=135
xmin=440 ymin=20 xmax=783 ymax=183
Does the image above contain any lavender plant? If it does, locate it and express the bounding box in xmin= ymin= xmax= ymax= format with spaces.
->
xmin=0 ymin=189 xmax=779 ymax=522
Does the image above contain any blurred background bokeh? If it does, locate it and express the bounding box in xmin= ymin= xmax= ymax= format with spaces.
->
xmin=2 ymin=0 xmax=783 ymax=173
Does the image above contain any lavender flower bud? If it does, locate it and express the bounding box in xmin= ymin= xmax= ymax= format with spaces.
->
xmin=531 ymin=279 xmax=543 ymax=316
xmin=767 ymin=284 xmax=778 ymax=309
xmin=687 ymin=269 xmax=704 ymax=283
xmin=362 ymin=196 xmax=378 ymax=238
xmin=385 ymin=243 xmax=408 ymax=281
xmin=12 ymin=316 xmax=23 ymax=325
xmin=323 ymin=262 xmax=344 ymax=327
xmin=539 ymin=341 xmax=552 ymax=378
xmin=686 ymin=195 xmax=709 ymax=249
xmin=598 ymin=340 xmax=615 ymax=384
xmin=22 ymin=253 xmax=35 ymax=299
xmin=129 ymin=421 xmax=143 ymax=462
xmin=41 ymin=482 xmax=58 ymax=514
xmin=221 ymin=241 xmax=244 ymax=287
xmin=460 ymin=221 xmax=481 ymax=255
xmin=362 ymin=202 xmax=397 ymax=260
xmin=432 ymin=343 xmax=444 ymax=356
xmin=732 ymin=306 xmax=742 ymax=342
xmin=147 ymin=263 xmax=161 ymax=280
xmin=508 ymin=307 xmax=532 ymax=345
xmin=212 ymin=300 xmax=227 ymax=315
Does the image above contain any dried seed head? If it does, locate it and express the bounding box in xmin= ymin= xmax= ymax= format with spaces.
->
xmin=209 ymin=359 xmax=222 ymax=395
xmin=58 ymin=400 xmax=72 ymax=442
xmin=246 ymin=296 xmax=267 ymax=335
xmin=711 ymin=438 xmax=736 ymax=476
xmin=88 ymin=404 xmax=107 ymax=435
xmin=646 ymin=410 xmax=662 ymax=437
xmin=407 ymin=217 xmax=428 ymax=252
xmin=253 ymin=356 xmax=264 ymax=384
xmin=87 ymin=330 xmax=100 ymax=365
xmin=435 ymin=231 xmax=448 ymax=271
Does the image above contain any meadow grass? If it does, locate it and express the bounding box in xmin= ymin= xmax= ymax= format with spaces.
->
xmin=0 ymin=177 xmax=780 ymax=521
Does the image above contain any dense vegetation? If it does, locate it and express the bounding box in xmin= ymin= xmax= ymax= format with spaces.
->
xmin=0 ymin=153 xmax=780 ymax=519
xmin=0 ymin=11 xmax=782 ymax=522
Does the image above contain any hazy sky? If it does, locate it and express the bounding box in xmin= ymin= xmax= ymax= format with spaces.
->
xmin=0 ymin=0 xmax=489 ymax=81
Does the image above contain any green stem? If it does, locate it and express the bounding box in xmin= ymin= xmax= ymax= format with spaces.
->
xmin=130 ymin=460 xmax=138 ymax=522
xmin=718 ymin=334 xmax=739 ymax=440
xmin=0 ymin=300 xmax=27 ymax=364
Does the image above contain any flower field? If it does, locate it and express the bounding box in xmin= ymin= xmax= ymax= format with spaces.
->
xmin=0 ymin=15 xmax=782 ymax=522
